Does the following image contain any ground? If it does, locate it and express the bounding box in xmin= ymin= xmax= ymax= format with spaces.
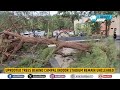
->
xmin=0 ymin=36 xmax=120 ymax=73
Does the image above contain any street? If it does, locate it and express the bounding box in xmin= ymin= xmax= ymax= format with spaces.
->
xmin=116 ymin=35 xmax=120 ymax=40
xmin=59 ymin=36 xmax=120 ymax=50
xmin=59 ymin=36 xmax=100 ymax=41
xmin=115 ymin=40 xmax=120 ymax=50
xmin=59 ymin=35 xmax=120 ymax=41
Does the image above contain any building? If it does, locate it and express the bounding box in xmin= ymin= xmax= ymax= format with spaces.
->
xmin=74 ymin=16 xmax=120 ymax=36
xmin=74 ymin=17 xmax=89 ymax=34
xmin=109 ymin=15 xmax=120 ymax=36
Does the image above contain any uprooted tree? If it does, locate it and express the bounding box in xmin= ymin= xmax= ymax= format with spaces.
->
xmin=0 ymin=29 xmax=92 ymax=63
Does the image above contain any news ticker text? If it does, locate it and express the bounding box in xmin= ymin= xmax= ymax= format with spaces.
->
xmin=4 ymin=68 xmax=115 ymax=73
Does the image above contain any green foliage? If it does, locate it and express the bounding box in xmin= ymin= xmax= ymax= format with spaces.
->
xmin=58 ymin=11 xmax=81 ymax=29
xmin=0 ymin=11 xmax=13 ymax=30
xmin=70 ymin=46 xmax=108 ymax=68
xmin=76 ymin=20 xmax=102 ymax=35
xmin=15 ymin=46 xmax=55 ymax=68
xmin=90 ymin=22 xmax=101 ymax=34
xmin=58 ymin=11 xmax=81 ymax=21
xmin=0 ymin=11 xmax=119 ymax=33
xmin=70 ymin=37 xmax=120 ymax=72
xmin=21 ymin=44 xmax=30 ymax=51
xmin=51 ymin=15 xmax=72 ymax=30
xmin=76 ymin=23 xmax=83 ymax=33
xmin=0 ymin=11 xmax=120 ymax=71
xmin=16 ymin=57 xmax=33 ymax=68
xmin=37 ymin=47 xmax=55 ymax=63
xmin=87 ymin=11 xmax=119 ymax=35
xmin=29 ymin=63 xmax=43 ymax=68
xmin=76 ymin=23 xmax=92 ymax=35
xmin=64 ymin=18 xmax=72 ymax=29
xmin=38 ymin=48 xmax=53 ymax=60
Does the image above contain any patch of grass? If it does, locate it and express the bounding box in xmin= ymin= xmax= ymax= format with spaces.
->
xmin=70 ymin=37 xmax=120 ymax=72
xmin=16 ymin=57 xmax=33 ymax=68
xmin=70 ymin=46 xmax=108 ymax=68
xmin=21 ymin=44 xmax=30 ymax=52
xmin=29 ymin=63 xmax=43 ymax=68
xmin=0 ymin=65 xmax=4 ymax=72
xmin=37 ymin=47 xmax=55 ymax=65
xmin=15 ymin=46 xmax=55 ymax=68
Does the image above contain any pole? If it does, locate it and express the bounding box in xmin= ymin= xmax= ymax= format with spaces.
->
xmin=118 ymin=15 xmax=120 ymax=51
xmin=105 ymin=20 xmax=108 ymax=37
xmin=47 ymin=11 xmax=50 ymax=38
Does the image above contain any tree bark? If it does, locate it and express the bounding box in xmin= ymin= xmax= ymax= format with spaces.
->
xmin=105 ymin=20 xmax=108 ymax=37
xmin=0 ymin=31 xmax=92 ymax=61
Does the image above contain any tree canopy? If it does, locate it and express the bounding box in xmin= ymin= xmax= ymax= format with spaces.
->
xmin=0 ymin=11 xmax=119 ymax=36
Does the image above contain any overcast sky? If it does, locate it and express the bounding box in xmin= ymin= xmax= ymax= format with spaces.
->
xmin=50 ymin=11 xmax=58 ymax=15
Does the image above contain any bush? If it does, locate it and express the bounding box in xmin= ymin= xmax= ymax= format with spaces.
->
xmin=29 ymin=63 xmax=43 ymax=68
xmin=16 ymin=57 xmax=33 ymax=68
xmin=70 ymin=37 xmax=120 ymax=72
xmin=70 ymin=46 xmax=108 ymax=68
xmin=37 ymin=47 xmax=54 ymax=60
xmin=15 ymin=47 xmax=55 ymax=68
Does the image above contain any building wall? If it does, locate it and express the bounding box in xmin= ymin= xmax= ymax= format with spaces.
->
xmin=101 ymin=15 xmax=120 ymax=36
xmin=74 ymin=20 xmax=80 ymax=31
xmin=74 ymin=16 xmax=120 ymax=36
xmin=109 ymin=15 xmax=120 ymax=36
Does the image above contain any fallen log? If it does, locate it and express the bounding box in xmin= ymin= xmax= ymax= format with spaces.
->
xmin=3 ymin=31 xmax=58 ymax=44
xmin=0 ymin=31 xmax=92 ymax=61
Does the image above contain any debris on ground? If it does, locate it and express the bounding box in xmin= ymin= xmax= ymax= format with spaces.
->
xmin=49 ymin=54 xmax=75 ymax=68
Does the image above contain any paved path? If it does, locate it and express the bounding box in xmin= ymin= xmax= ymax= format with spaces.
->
xmin=59 ymin=36 xmax=120 ymax=50
xmin=59 ymin=35 xmax=120 ymax=41
xmin=59 ymin=36 xmax=99 ymax=41
xmin=116 ymin=35 xmax=120 ymax=40
xmin=115 ymin=35 xmax=120 ymax=50
xmin=115 ymin=40 xmax=120 ymax=50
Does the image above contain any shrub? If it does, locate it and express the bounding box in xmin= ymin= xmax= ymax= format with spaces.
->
xmin=15 ymin=47 xmax=55 ymax=68
xmin=29 ymin=62 xmax=43 ymax=68
xmin=70 ymin=37 xmax=120 ymax=72
xmin=16 ymin=57 xmax=33 ymax=67
xmin=70 ymin=46 xmax=108 ymax=68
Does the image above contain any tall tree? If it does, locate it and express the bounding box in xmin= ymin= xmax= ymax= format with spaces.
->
xmin=58 ymin=11 xmax=81 ymax=30
xmin=89 ymin=11 xmax=117 ymax=37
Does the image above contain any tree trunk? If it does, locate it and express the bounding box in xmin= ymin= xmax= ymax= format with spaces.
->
xmin=105 ymin=20 xmax=108 ymax=37
xmin=47 ymin=11 xmax=51 ymax=38
xmin=0 ymin=30 xmax=92 ymax=61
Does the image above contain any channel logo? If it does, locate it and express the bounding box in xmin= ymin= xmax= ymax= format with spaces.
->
xmin=50 ymin=74 xmax=66 ymax=79
xmin=70 ymin=74 xmax=93 ymax=79
xmin=28 ymin=74 xmax=46 ymax=79
xmin=7 ymin=74 xmax=24 ymax=79
xmin=98 ymin=75 xmax=112 ymax=79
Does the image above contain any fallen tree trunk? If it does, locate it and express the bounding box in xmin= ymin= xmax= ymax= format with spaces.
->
xmin=0 ymin=31 xmax=92 ymax=61
xmin=3 ymin=31 xmax=58 ymax=44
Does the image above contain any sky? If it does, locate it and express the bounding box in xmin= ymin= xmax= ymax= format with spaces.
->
xmin=12 ymin=11 xmax=58 ymax=16
xmin=50 ymin=11 xmax=58 ymax=15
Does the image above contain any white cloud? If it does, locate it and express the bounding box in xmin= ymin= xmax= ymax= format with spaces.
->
xmin=50 ymin=11 xmax=58 ymax=15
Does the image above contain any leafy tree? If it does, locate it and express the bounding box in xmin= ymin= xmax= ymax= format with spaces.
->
xmin=88 ymin=11 xmax=118 ymax=37
xmin=49 ymin=15 xmax=72 ymax=30
xmin=58 ymin=11 xmax=81 ymax=29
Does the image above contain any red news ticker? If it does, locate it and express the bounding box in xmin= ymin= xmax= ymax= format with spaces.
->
xmin=98 ymin=75 xmax=112 ymax=78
